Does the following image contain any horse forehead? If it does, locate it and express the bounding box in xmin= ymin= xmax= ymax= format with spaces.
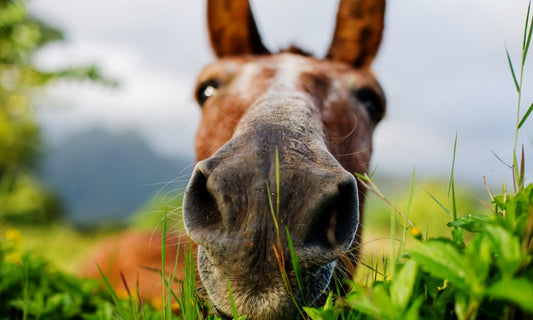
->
xmin=230 ymin=54 xmax=347 ymax=96
xmin=207 ymin=54 xmax=334 ymax=81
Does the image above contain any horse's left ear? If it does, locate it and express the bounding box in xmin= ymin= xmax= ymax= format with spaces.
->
xmin=326 ymin=0 xmax=386 ymax=68
xmin=207 ymin=0 xmax=269 ymax=57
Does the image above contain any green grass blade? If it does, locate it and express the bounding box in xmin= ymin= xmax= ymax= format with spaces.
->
xmin=353 ymin=172 xmax=369 ymax=182
xmin=390 ymin=207 xmax=397 ymax=278
xmin=96 ymin=263 xmax=131 ymax=319
xmin=525 ymin=22 xmax=533 ymax=65
xmin=448 ymin=135 xmax=458 ymax=220
xmin=519 ymin=145 xmax=525 ymax=189
xmin=506 ymin=47 xmax=520 ymax=93
xmin=275 ymin=146 xmax=280 ymax=216
xmin=409 ymin=241 xmax=470 ymax=292
xmin=390 ymin=260 xmax=418 ymax=311
xmin=523 ymin=1 xmax=531 ymax=49
xmin=487 ymin=278 xmax=533 ymax=312
xmin=119 ymin=271 xmax=139 ymax=320
xmin=175 ymin=239 xmax=202 ymax=320
xmin=522 ymin=1 xmax=532 ymax=63
xmin=226 ymin=280 xmax=243 ymax=319
xmin=369 ymin=165 xmax=379 ymax=178
xmin=518 ymin=102 xmax=533 ymax=128
xmin=285 ymin=227 xmax=303 ymax=299
xmin=167 ymin=235 xmax=182 ymax=317
xmin=266 ymin=181 xmax=279 ymax=233
xmin=447 ymin=135 xmax=457 ymax=197
xmin=22 ymin=256 xmax=29 ymax=320
xmin=161 ymin=208 xmax=169 ymax=319
xmin=400 ymin=169 xmax=416 ymax=257
xmin=425 ymin=190 xmax=451 ymax=216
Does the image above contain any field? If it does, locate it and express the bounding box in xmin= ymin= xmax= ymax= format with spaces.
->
xmin=1 ymin=0 xmax=532 ymax=319
xmin=1 ymin=175 xmax=532 ymax=319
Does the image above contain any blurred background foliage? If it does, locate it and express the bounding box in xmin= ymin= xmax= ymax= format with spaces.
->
xmin=0 ymin=0 xmax=114 ymax=224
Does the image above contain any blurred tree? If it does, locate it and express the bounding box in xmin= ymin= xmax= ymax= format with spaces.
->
xmin=0 ymin=0 xmax=115 ymax=223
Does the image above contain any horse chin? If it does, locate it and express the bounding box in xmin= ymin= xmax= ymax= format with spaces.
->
xmin=298 ymin=261 xmax=336 ymax=305
xmin=196 ymin=246 xmax=334 ymax=320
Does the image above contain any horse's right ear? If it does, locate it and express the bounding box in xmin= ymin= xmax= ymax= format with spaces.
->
xmin=207 ymin=0 xmax=269 ymax=57
xmin=326 ymin=0 xmax=386 ymax=68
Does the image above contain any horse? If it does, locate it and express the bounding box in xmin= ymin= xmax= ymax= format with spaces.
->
xmin=83 ymin=0 xmax=386 ymax=318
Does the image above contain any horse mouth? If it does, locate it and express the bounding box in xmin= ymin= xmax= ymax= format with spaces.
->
xmin=196 ymin=243 xmax=338 ymax=320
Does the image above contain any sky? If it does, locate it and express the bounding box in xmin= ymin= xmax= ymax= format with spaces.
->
xmin=29 ymin=0 xmax=532 ymax=186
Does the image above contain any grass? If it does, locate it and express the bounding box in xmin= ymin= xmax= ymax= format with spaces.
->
xmin=1 ymin=2 xmax=532 ymax=319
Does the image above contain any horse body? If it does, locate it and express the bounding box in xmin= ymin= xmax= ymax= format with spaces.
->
xmin=84 ymin=1 xmax=386 ymax=318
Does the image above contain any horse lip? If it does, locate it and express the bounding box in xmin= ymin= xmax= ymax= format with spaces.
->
xmin=196 ymin=244 xmax=327 ymax=319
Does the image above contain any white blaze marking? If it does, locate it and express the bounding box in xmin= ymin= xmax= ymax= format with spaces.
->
xmin=230 ymin=63 xmax=262 ymax=101
xmin=269 ymin=54 xmax=309 ymax=92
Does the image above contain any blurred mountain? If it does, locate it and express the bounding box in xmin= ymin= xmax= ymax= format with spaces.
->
xmin=39 ymin=128 xmax=193 ymax=226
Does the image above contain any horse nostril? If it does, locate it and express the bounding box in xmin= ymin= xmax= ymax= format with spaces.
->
xmin=183 ymin=166 xmax=222 ymax=238
xmin=305 ymin=177 xmax=359 ymax=250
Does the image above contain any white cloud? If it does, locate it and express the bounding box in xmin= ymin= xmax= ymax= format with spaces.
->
xmin=29 ymin=0 xmax=533 ymax=184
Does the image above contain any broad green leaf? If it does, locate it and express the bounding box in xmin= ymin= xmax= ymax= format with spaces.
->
xmin=454 ymin=291 xmax=469 ymax=320
xmin=403 ymin=295 xmax=424 ymax=320
xmin=451 ymin=228 xmax=465 ymax=247
xmin=409 ymin=241 xmax=471 ymax=292
xmin=324 ymin=291 xmax=334 ymax=310
xmin=43 ymin=293 xmax=66 ymax=314
xmin=463 ymin=235 xmax=491 ymax=287
xmin=504 ymin=184 xmax=533 ymax=234
xmin=372 ymin=284 xmax=398 ymax=319
xmin=486 ymin=278 xmax=533 ymax=312
xmin=447 ymin=214 xmax=490 ymax=232
xmin=345 ymin=287 xmax=389 ymax=319
xmin=391 ymin=260 xmax=418 ymax=311
xmin=303 ymin=307 xmax=325 ymax=320
xmin=484 ymin=224 xmax=523 ymax=277
xmin=303 ymin=307 xmax=340 ymax=320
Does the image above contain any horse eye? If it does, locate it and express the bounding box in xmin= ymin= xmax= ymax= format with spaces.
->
xmin=196 ymin=79 xmax=220 ymax=106
xmin=354 ymin=88 xmax=384 ymax=124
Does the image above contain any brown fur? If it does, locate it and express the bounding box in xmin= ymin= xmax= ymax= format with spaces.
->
xmin=207 ymin=0 xmax=268 ymax=56
xmin=327 ymin=0 xmax=386 ymax=68
xmin=82 ymin=232 xmax=196 ymax=303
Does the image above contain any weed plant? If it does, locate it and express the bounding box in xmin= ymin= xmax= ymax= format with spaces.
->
xmin=0 ymin=228 xmax=163 ymax=320
xmin=303 ymin=3 xmax=533 ymax=319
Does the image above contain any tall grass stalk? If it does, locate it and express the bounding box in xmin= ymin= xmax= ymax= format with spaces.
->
xmin=448 ymin=134 xmax=458 ymax=221
xmin=389 ymin=207 xmax=397 ymax=279
xmin=507 ymin=0 xmax=532 ymax=191
xmin=355 ymin=173 xmax=414 ymax=228
xmin=162 ymin=207 xmax=184 ymax=319
xmin=225 ymin=280 xmax=240 ymax=319
xmin=176 ymin=239 xmax=201 ymax=319
xmin=96 ymin=263 xmax=132 ymax=319
xmin=266 ymin=147 xmax=307 ymax=318
xmin=119 ymin=271 xmax=140 ymax=320
xmin=399 ymin=169 xmax=416 ymax=258
xmin=161 ymin=208 xmax=169 ymax=320
xmin=21 ymin=256 xmax=29 ymax=320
